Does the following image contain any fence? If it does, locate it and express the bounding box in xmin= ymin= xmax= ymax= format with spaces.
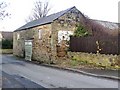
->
xmin=69 ymin=36 xmax=119 ymax=55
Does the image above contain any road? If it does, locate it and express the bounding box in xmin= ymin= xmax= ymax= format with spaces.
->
xmin=1 ymin=54 xmax=119 ymax=88
xmin=2 ymin=71 xmax=44 ymax=89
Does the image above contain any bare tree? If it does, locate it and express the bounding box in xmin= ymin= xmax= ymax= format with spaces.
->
xmin=26 ymin=0 xmax=51 ymax=22
xmin=0 ymin=2 xmax=9 ymax=20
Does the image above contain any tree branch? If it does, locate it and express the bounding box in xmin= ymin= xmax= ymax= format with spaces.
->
xmin=26 ymin=0 xmax=51 ymax=22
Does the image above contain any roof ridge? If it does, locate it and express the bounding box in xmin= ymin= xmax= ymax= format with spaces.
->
xmin=90 ymin=19 xmax=118 ymax=24
xmin=30 ymin=6 xmax=76 ymax=22
xmin=47 ymin=6 xmax=75 ymax=16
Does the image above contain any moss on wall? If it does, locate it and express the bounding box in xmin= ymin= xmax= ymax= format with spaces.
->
xmin=68 ymin=52 xmax=120 ymax=69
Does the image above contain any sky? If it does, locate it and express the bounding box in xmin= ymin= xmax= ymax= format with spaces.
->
xmin=0 ymin=0 xmax=119 ymax=32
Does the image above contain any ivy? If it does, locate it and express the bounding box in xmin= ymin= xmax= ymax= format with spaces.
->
xmin=74 ymin=24 xmax=89 ymax=37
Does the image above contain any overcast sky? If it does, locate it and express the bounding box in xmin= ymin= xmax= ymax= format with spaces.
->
xmin=0 ymin=0 xmax=119 ymax=31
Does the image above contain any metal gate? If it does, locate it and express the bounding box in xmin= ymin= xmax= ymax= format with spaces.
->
xmin=25 ymin=40 xmax=32 ymax=61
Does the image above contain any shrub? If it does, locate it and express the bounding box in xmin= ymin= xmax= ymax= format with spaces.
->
xmin=1 ymin=39 xmax=13 ymax=49
xmin=74 ymin=24 xmax=89 ymax=37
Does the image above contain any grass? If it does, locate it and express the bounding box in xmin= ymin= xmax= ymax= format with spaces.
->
xmin=0 ymin=49 xmax=13 ymax=54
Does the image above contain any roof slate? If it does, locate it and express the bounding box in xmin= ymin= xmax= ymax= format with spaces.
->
xmin=91 ymin=19 xmax=119 ymax=30
xmin=15 ymin=6 xmax=76 ymax=32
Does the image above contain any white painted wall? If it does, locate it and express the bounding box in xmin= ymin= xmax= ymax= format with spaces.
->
xmin=58 ymin=30 xmax=73 ymax=43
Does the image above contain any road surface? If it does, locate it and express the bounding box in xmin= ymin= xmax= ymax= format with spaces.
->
xmin=1 ymin=54 xmax=119 ymax=88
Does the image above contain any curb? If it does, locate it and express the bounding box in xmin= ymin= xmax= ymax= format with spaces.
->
xmin=18 ymin=59 xmax=120 ymax=81
xmin=40 ymin=64 xmax=120 ymax=81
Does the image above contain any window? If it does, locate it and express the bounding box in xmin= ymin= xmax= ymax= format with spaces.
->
xmin=39 ymin=30 xmax=42 ymax=39
xmin=17 ymin=33 xmax=20 ymax=40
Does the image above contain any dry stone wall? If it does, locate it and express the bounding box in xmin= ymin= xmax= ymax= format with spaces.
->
xmin=13 ymin=24 xmax=52 ymax=63
xmin=68 ymin=52 xmax=120 ymax=69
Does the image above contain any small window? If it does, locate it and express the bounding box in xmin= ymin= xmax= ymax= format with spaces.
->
xmin=39 ymin=30 xmax=42 ymax=39
xmin=17 ymin=33 xmax=20 ymax=40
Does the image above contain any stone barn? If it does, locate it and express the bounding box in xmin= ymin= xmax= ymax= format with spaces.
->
xmin=13 ymin=6 xmax=86 ymax=63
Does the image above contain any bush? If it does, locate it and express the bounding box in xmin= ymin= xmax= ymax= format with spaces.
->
xmin=1 ymin=39 xmax=13 ymax=49
xmin=74 ymin=24 xmax=89 ymax=37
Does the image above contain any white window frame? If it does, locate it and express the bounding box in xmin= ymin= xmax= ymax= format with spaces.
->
xmin=17 ymin=33 xmax=20 ymax=40
xmin=39 ymin=30 xmax=42 ymax=39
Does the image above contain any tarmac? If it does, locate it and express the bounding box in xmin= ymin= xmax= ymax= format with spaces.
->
xmin=23 ymin=59 xmax=120 ymax=81
xmin=9 ymin=55 xmax=120 ymax=81
xmin=40 ymin=64 xmax=120 ymax=81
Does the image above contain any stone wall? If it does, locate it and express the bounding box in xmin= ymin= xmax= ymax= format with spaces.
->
xmin=68 ymin=52 xmax=120 ymax=69
xmin=32 ymin=24 xmax=52 ymax=63
xmin=13 ymin=24 xmax=52 ymax=63
xmin=51 ymin=7 xmax=85 ymax=62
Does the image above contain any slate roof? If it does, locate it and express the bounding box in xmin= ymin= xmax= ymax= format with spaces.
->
xmin=91 ymin=19 xmax=119 ymax=30
xmin=15 ymin=6 xmax=76 ymax=32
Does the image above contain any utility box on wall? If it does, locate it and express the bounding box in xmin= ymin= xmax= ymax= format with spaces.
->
xmin=25 ymin=40 xmax=32 ymax=61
